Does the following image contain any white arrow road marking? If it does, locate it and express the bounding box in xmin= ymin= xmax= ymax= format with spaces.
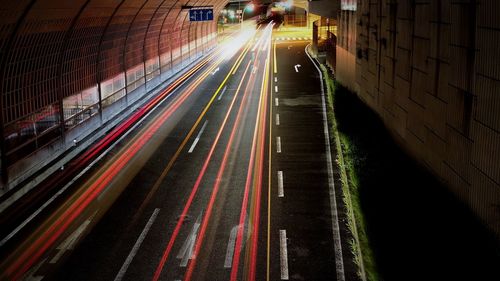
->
xmin=177 ymin=213 xmax=202 ymax=267
xmin=224 ymin=225 xmax=240 ymax=268
xmin=50 ymin=211 xmax=97 ymax=264
xmin=24 ymin=258 xmax=47 ymax=281
xmin=211 ymin=67 xmax=220 ymax=75
xmin=280 ymin=230 xmax=289 ymax=280
xmin=294 ymin=64 xmax=301 ymax=72
xmin=114 ymin=208 xmax=160 ymax=281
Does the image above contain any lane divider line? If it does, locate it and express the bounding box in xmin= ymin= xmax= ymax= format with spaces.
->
xmin=276 ymin=114 xmax=280 ymax=126
xmin=277 ymin=171 xmax=284 ymax=198
xmin=279 ymin=229 xmax=289 ymax=280
xmin=218 ymin=86 xmax=227 ymax=101
xmin=275 ymin=85 xmax=278 ymax=93
xmin=276 ymin=136 xmax=282 ymax=153
xmin=114 ymin=208 xmax=160 ymax=281
xmin=188 ymin=120 xmax=209 ymax=153
xmin=275 ymin=98 xmax=279 ymax=107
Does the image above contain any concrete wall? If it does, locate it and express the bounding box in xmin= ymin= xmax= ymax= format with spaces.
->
xmin=0 ymin=0 xmax=228 ymax=191
xmin=309 ymin=0 xmax=341 ymax=19
xmin=336 ymin=0 xmax=500 ymax=236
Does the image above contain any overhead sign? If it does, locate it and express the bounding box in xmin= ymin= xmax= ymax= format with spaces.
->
xmin=341 ymin=0 xmax=357 ymax=11
xmin=189 ymin=8 xmax=213 ymax=21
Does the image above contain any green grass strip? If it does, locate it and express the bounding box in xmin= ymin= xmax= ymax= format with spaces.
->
xmin=319 ymin=65 xmax=379 ymax=281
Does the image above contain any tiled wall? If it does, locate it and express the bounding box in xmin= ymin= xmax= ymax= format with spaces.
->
xmin=337 ymin=0 xmax=500 ymax=236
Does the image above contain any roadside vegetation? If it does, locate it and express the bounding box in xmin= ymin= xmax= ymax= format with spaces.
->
xmin=320 ymin=65 xmax=377 ymax=281
xmin=319 ymin=65 xmax=500 ymax=281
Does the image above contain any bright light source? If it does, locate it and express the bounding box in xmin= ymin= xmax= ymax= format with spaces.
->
xmin=245 ymin=3 xmax=255 ymax=12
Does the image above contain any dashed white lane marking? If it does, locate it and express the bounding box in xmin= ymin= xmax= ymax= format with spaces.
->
xmin=177 ymin=213 xmax=201 ymax=267
xmin=188 ymin=120 xmax=209 ymax=153
xmin=276 ymin=136 xmax=282 ymax=153
xmin=279 ymin=230 xmax=289 ymax=280
xmin=114 ymin=208 xmax=160 ymax=281
xmin=275 ymin=98 xmax=279 ymax=107
xmin=224 ymin=225 xmax=239 ymax=268
xmin=50 ymin=211 xmax=96 ymax=264
xmin=275 ymin=85 xmax=279 ymax=93
xmin=218 ymin=86 xmax=227 ymax=101
xmin=276 ymin=114 xmax=280 ymax=126
xmin=274 ymin=77 xmax=278 ymax=82
xmin=278 ymin=171 xmax=284 ymax=197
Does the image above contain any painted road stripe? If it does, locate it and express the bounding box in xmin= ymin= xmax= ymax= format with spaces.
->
xmin=188 ymin=120 xmax=209 ymax=153
xmin=275 ymin=85 xmax=278 ymax=93
xmin=275 ymin=98 xmax=279 ymax=107
xmin=278 ymin=171 xmax=284 ymax=197
xmin=276 ymin=114 xmax=280 ymax=126
xmin=276 ymin=136 xmax=282 ymax=153
xmin=279 ymin=230 xmax=289 ymax=280
xmin=218 ymin=86 xmax=227 ymax=101
xmin=224 ymin=225 xmax=239 ymax=268
xmin=114 ymin=208 xmax=160 ymax=281
xmin=274 ymin=77 xmax=277 ymax=82
xmin=305 ymin=44 xmax=346 ymax=281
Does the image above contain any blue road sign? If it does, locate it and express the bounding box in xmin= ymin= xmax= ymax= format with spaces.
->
xmin=189 ymin=8 xmax=214 ymax=21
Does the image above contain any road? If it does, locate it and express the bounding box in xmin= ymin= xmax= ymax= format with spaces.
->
xmin=0 ymin=24 xmax=345 ymax=281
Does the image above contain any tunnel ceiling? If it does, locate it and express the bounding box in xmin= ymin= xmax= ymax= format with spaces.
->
xmin=0 ymin=0 xmax=229 ymax=170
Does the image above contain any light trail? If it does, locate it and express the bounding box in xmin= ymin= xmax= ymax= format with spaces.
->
xmin=0 ymin=29 xmax=253 ymax=281
xmin=152 ymin=61 xmax=253 ymax=281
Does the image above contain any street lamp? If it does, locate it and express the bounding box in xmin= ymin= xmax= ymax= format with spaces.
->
xmin=240 ymin=3 xmax=255 ymax=29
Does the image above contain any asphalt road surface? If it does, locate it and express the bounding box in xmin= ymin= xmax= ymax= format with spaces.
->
xmin=2 ymin=25 xmax=344 ymax=281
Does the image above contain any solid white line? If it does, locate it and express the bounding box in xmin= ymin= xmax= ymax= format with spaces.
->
xmin=275 ymin=98 xmax=279 ymax=107
xmin=218 ymin=86 xmax=227 ymax=101
xmin=276 ymin=114 xmax=280 ymax=126
xmin=224 ymin=225 xmax=239 ymax=268
xmin=275 ymin=85 xmax=279 ymax=93
xmin=114 ymin=208 xmax=160 ymax=281
xmin=279 ymin=230 xmax=289 ymax=280
xmin=276 ymin=136 xmax=282 ymax=153
xmin=305 ymin=44 xmax=345 ymax=281
xmin=278 ymin=171 xmax=284 ymax=197
xmin=188 ymin=120 xmax=208 ymax=153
